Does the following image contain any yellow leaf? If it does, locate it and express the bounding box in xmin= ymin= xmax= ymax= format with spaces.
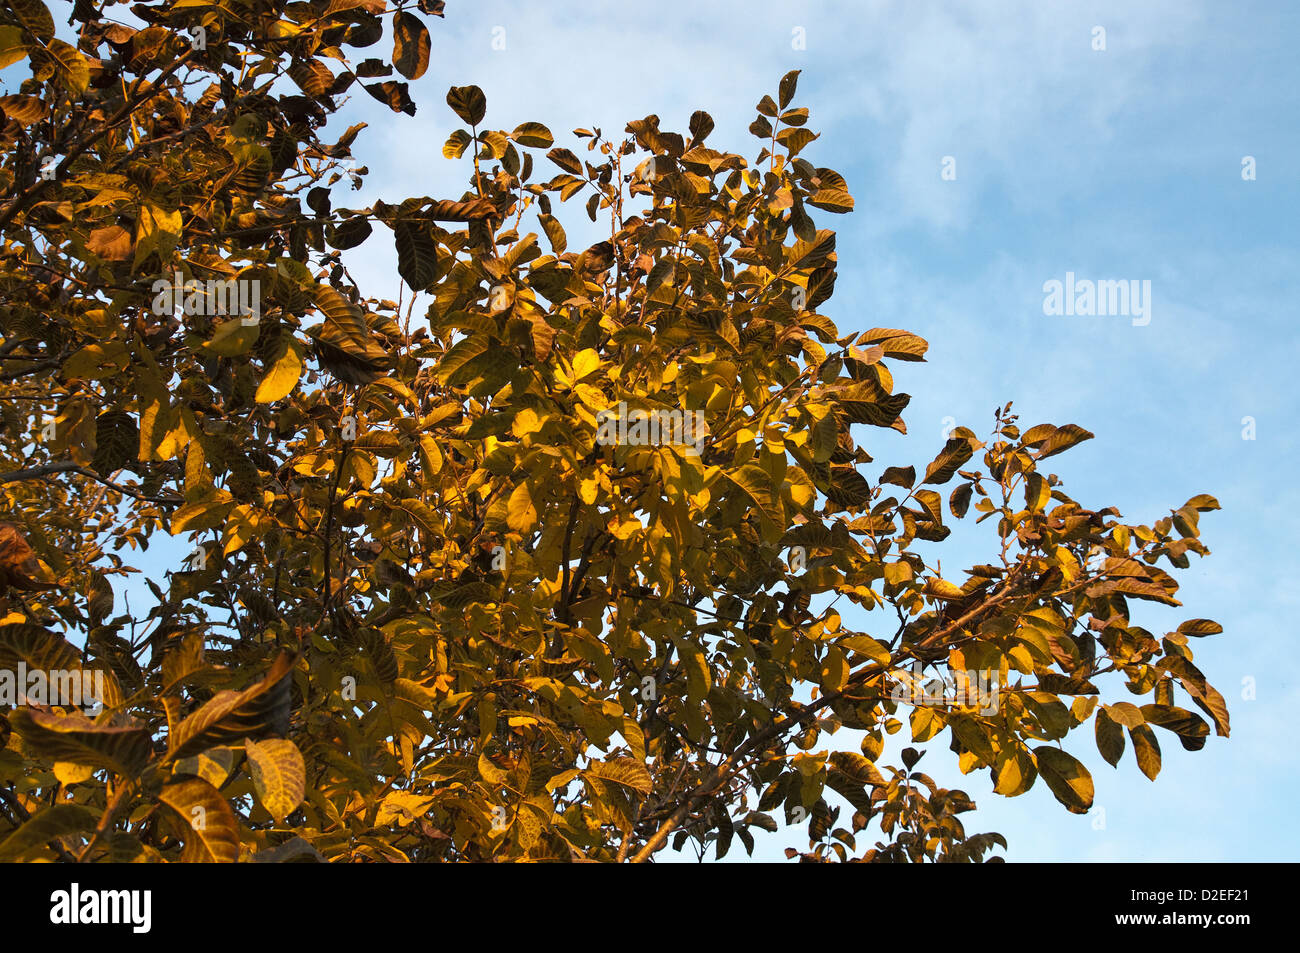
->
xmin=203 ymin=318 xmax=260 ymax=357
xmin=44 ymin=38 xmax=88 ymax=95
xmin=574 ymin=383 xmax=607 ymax=411
xmin=172 ymin=746 xmax=237 ymax=789
xmin=255 ymin=334 xmax=303 ymax=403
xmin=993 ymin=747 xmax=1037 ymax=796
xmin=820 ymin=645 xmax=849 ymax=692
xmin=511 ymin=407 xmax=542 ymax=437
xmin=0 ymin=27 xmax=28 ymax=71
xmin=682 ymin=643 xmax=710 ymax=701
xmin=132 ymin=204 xmax=182 ymax=269
xmin=507 ymin=481 xmax=537 ymax=533
xmin=376 ymin=791 xmax=435 ymax=828
xmin=158 ymin=778 xmax=239 ymax=862
xmin=170 ymin=498 xmax=234 ymax=535
xmin=478 ymin=751 xmax=508 ymax=784
xmin=418 ymin=435 xmax=443 ymax=484
xmin=571 ymin=348 xmax=600 ymax=380
xmin=244 ymin=738 xmax=306 ymax=823
xmin=54 ymin=761 xmax=94 ymax=785
xmin=610 ymin=517 xmax=642 ymax=541
xmin=841 ymin=635 xmax=890 ymax=666
xmin=223 ymin=505 xmax=265 ymax=555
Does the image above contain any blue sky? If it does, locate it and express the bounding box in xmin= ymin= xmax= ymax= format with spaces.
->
xmin=15 ymin=0 xmax=1298 ymax=861
xmin=323 ymin=0 xmax=1297 ymax=860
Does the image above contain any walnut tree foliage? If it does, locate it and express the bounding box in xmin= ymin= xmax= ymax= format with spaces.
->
xmin=0 ymin=0 xmax=1229 ymax=863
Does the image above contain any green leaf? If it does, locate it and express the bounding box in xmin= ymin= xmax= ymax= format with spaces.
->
xmin=446 ymin=85 xmax=486 ymax=125
xmin=511 ymin=122 xmax=553 ymax=148
xmin=778 ymin=69 xmax=800 ymax=109
xmin=1129 ymin=724 xmax=1162 ymax=780
xmin=394 ymin=219 xmax=437 ymax=289
xmin=1140 ymin=704 xmax=1209 ymax=751
xmin=0 ymin=804 xmax=98 ymax=861
xmin=1094 ymin=708 xmax=1125 ymax=767
xmin=1033 ymin=746 xmax=1093 ymax=813
xmin=9 ymin=709 xmax=151 ymax=777
xmin=168 ymin=652 xmax=296 ymax=759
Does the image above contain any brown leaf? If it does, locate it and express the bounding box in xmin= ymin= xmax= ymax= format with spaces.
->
xmin=426 ymin=197 xmax=499 ymax=222
xmin=85 ymin=224 xmax=132 ymax=260
xmin=0 ymin=523 xmax=56 ymax=592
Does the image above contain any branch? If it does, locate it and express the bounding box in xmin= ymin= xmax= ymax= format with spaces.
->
xmin=0 ymin=358 xmax=61 ymax=382
xmin=0 ymin=51 xmax=195 ymax=232
xmin=0 ymin=462 xmax=182 ymax=504
xmin=629 ymin=570 xmax=1033 ymax=862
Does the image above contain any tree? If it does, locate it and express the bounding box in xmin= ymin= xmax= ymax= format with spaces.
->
xmin=0 ymin=0 xmax=1228 ymax=863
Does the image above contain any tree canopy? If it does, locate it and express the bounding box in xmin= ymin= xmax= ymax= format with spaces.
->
xmin=0 ymin=0 xmax=1228 ymax=862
